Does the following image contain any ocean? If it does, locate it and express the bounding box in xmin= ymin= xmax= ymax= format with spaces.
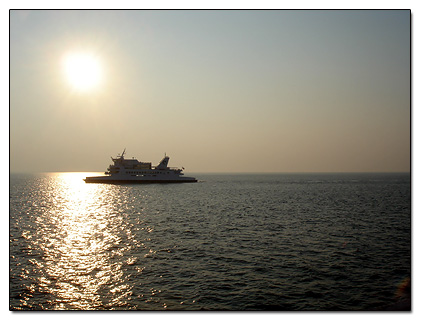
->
xmin=9 ymin=172 xmax=411 ymax=311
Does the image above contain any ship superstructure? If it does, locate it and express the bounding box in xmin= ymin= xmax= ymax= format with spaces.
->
xmin=84 ymin=149 xmax=197 ymax=184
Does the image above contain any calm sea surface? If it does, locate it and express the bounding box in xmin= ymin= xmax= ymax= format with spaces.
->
xmin=9 ymin=173 xmax=411 ymax=311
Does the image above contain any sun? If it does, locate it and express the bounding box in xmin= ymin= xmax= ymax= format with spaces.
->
xmin=63 ymin=52 xmax=103 ymax=91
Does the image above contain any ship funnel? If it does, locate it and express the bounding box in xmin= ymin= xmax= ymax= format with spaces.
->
xmin=156 ymin=156 xmax=170 ymax=170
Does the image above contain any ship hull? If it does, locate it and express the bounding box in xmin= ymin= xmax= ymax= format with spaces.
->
xmin=84 ymin=177 xmax=197 ymax=184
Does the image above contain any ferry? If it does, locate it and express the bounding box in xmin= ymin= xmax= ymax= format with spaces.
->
xmin=84 ymin=149 xmax=197 ymax=184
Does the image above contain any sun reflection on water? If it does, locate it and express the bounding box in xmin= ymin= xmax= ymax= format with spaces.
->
xmin=31 ymin=173 xmax=135 ymax=309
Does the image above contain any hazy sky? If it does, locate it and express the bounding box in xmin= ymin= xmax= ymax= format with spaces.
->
xmin=10 ymin=10 xmax=410 ymax=173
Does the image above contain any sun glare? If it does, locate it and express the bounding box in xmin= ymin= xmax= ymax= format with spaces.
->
xmin=63 ymin=53 xmax=103 ymax=91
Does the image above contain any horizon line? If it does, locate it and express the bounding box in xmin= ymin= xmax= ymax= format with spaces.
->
xmin=9 ymin=171 xmax=411 ymax=174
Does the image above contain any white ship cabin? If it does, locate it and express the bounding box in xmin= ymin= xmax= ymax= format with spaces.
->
xmin=105 ymin=150 xmax=183 ymax=176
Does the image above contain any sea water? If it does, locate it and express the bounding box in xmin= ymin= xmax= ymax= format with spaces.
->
xmin=9 ymin=172 xmax=411 ymax=310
